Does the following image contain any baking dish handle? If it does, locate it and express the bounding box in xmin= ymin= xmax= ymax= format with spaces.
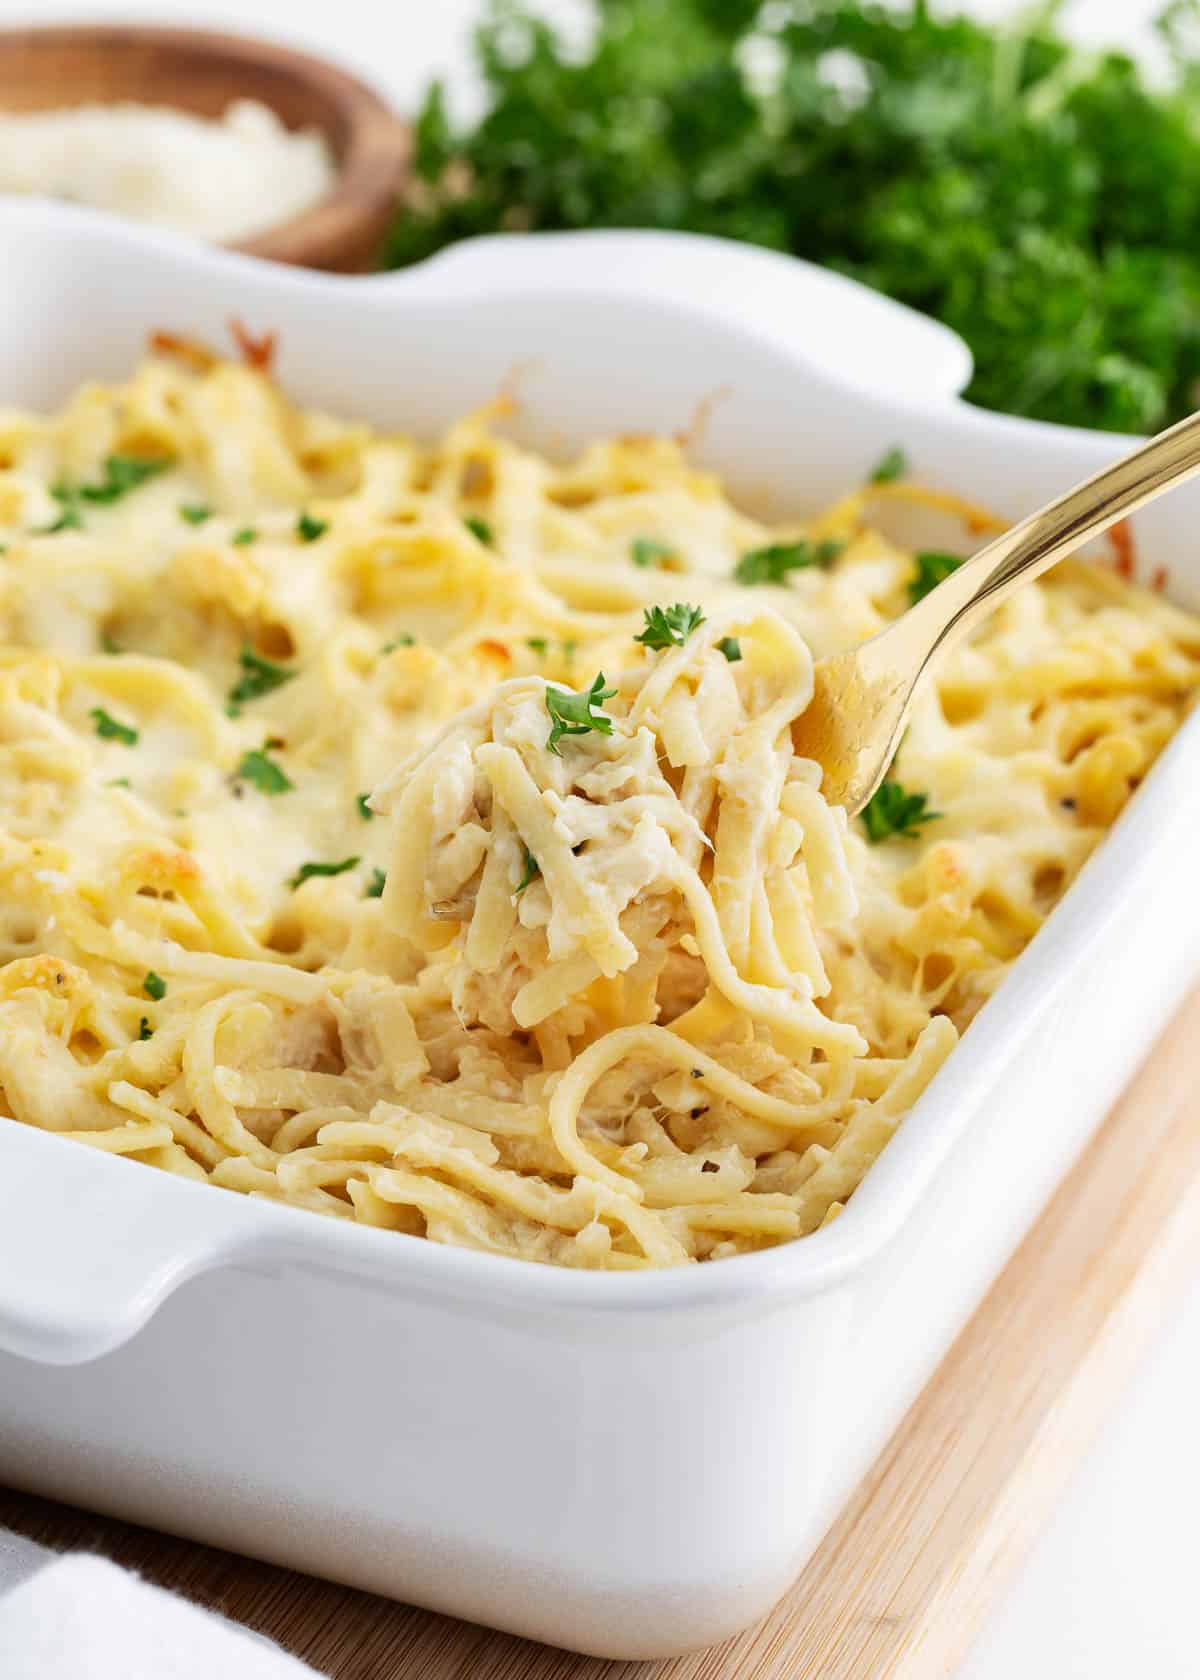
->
xmin=385 ymin=228 xmax=973 ymax=405
xmin=0 ymin=1127 xmax=261 ymax=1366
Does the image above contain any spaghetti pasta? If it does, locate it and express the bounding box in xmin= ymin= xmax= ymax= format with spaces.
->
xmin=0 ymin=352 xmax=1196 ymax=1268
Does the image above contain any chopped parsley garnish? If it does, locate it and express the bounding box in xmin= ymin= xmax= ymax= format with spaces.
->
xmin=227 ymin=646 xmax=296 ymax=713
xmin=106 ymin=777 xmax=131 ymax=789
xmin=631 ymin=536 xmax=673 ymax=569
xmin=381 ymin=633 xmax=415 ymax=653
xmin=50 ymin=456 xmax=170 ymax=528
xmin=179 ymin=503 xmax=212 ymax=525
xmin=861 ymin=780 xmax=941 ymax=844
xmin=515 ymin=849 xmax=540 ymax=895
xmin=356 ymin=792 xmax=375 ymax=821
xmin=81 ymin=455 xmax=170 ymax=504
xmin=143 ymin=971 xmax=167 ymax=1001
xmin=870 ymin=447 xmax=908 ymax=485
xmin=237 ymin=747 xmax=293 ymax=796
xmin=717 ymin=635 xmax=742 ymax=663
xmin=908 ymin=550 xmax=965 ymax=606
xmin=525 ymin=637 xmax=548 ymax=657
xmin=90 ymin=707 xmax=138 ymax=746
xmin=232 ymin=527 xmax=258 ymax=546
xmin=734 ymin=539 xmax=844 ymax=586
xmin=634 ymin=602 xmax=706 ymax=650
xmin=296 ymin=511 xmax=328 ymax=543
xmin=464 ymin=514 xmax=494 ymax=545
xmin=138 ymin=1017 xmax=153 ymax=1040
xmin=562 ymin=639 xmax=578 ymax=662
xmin=545 ymin=671 xmax=616 ymax=755
xmin=43 ymin=488 xmax=84 ymax=533
xmin=367 ymin=868 xmax=387 ymax=898
xmin=290 ymin=856 xmax=360 ymax=890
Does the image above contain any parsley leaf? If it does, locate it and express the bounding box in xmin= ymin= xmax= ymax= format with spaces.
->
xmin=464 ymin=514 xmax=494 ymax=545
xmin=387 ymin=3 xmax=1200 ymax=436
xmin=735 ymin=539 xmax=844 ymax=586
xmin=526 ymin=637 xmax=548 ymax=657
xmin=634 ymin=602 xmax=706 ymax=650
xmin=179 ymin=503 xmax=212 ymax=525
xmin=90 ymin=707 xmax=138 ymax=746
xmin=367 ymin=868 xmax=387 ymax=898
xmin=631 ymin=536 xmax=673 ymax=569
xmin=79 ymin=455 xmax=170 ymax=504
xmin=296 ymin=511 xmax=328 ymax=543
xmin=870 ymin=447 xmax=908 ymax=484
xmin=381 ymin=634 xmax=415 ymax=653
xmin=138 ymin=1016 xmax=153 ymax=1040
xmin=545 ymin=672 xmax=617 ymax=755
xmin=232 ymin=527 xmax=258 ymax=546
xmin=908 ymin=551 xmax=965 ymax=606
xmin=861 ymin=780 xmax=941 ymax=844
xmin=717 ymin=635 xmax=742 ymax=662
xmin=237 ymin=747 xmax=293 ymax=796
xmin=291 ymin=856 xmax=360 ymax=890
xmin=515 ymin=849 xmax=540 ymax=895
xmin=44 ymin=486 xmax=85 ymax=533
xmin=143 ymin=971 xmax=167 ymax=1001
xmin=227 ymin=646 xmax=296 ymax=713
xmin=356 ymin=792 xmax=375 ymax=820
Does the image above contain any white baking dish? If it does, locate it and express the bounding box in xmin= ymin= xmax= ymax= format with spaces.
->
xmin=0 ymin=203 xmax=1197 ymax=1659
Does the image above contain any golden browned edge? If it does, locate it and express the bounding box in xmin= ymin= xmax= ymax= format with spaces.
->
xmin=0 ymin=24 xmax=412 ymax=272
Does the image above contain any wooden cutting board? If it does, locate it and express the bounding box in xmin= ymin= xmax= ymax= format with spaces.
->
xmin=4 ymin=983 xmax=1200 ymax=1679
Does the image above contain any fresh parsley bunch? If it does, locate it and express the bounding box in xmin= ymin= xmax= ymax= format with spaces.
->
xmin=390 ymin=0 xmax=1200 ymax=435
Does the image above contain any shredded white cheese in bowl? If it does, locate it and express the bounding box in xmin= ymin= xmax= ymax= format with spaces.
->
xmin=0 ymin=98 xmax=335 ymax=243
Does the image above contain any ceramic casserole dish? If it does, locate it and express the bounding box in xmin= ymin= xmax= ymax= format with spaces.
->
xmin=0 ymin=203 xmax=1197 ymax=1659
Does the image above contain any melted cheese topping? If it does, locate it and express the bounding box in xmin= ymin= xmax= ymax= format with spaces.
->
xmin=0 ymin=352 xmax=1196 ymax=1269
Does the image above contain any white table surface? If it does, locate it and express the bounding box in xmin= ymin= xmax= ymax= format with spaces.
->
xmin=0 ymin=1 xmax=1193 ymax=1675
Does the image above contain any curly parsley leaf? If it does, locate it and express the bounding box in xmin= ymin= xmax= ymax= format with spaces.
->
xmin=291 ymin=856 xmax=360 ymax=890
xmin=90 ymin=707 xmax=138 ymax=746
xmin=515 ymin=849 xmax=540 ymax=895
xmin=735 ymin=539 xmax=843 ymax=586
xmin=80 ymin=455 xmax=171 ymax=504
xmin=386 ymin=2 xmax=1200 ymax=436
xmin=464 ymin=514 xmax=494 ymax=545
xmin=381 ymin=633 xmax=415 ymax=653
xmin=237 ymin=747 xmax=293 ymax=796
xmin=143 ymin=971 xmax=167 ymax=1001
xmin=179 ymin=503 xmax=212 ymax=525
xmin=232 ymin=527 xmax=258 ymax=547
xmin=227 ymin=646 xmax=296 ymax=714
xmin=908 ymin=551 xmax=965 ymax=606
xmin=356 ymin=792 xmax=375 ymax=821
xmin=138 ymin=1016 xmax=154 ymax=1040
xmin=717 ymin=635 xmax=742 ymax=662
xmin=631 ymin=536 xmax=674 ymax=569
xmin=545 ymin=671 xmax=617 ymax=755
xmin=297 ymin=511 xmax=328 ymax=543
xmin=634 ymin=602 xmax=706 ymax=650
xmin=861 ymin=780 xmax=941 ymax=844
xmin=870 ymin=447 xmax=908 ymax=485
xmin=366 ymin=868 xmax=387 ymax=898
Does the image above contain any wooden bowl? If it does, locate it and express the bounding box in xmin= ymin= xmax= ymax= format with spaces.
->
xmin=0 ymin=25 xmax=411 ymax=271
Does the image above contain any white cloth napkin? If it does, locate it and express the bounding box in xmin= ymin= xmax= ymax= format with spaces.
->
xmin=0 ymin=1539 xmax=322 ymax=1679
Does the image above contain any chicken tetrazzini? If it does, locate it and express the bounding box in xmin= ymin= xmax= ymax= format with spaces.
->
xmin=0 ymin=350 xmax=1197 ymax=1269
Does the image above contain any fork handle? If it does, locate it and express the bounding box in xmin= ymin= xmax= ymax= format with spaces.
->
xmin=913 ymin=406 xmax=1200 ymax=659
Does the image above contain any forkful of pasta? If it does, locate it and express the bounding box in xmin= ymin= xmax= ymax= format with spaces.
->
xmin=794 ymin=406 xmax=1200 ymax=813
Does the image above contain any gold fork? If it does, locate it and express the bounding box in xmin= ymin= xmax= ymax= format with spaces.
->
xmin=793 ymin=408 xmax=1200 ymax=814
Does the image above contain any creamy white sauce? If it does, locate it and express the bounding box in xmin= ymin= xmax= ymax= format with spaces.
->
xmin=0 ymin=99 xmax=335 ymax=242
